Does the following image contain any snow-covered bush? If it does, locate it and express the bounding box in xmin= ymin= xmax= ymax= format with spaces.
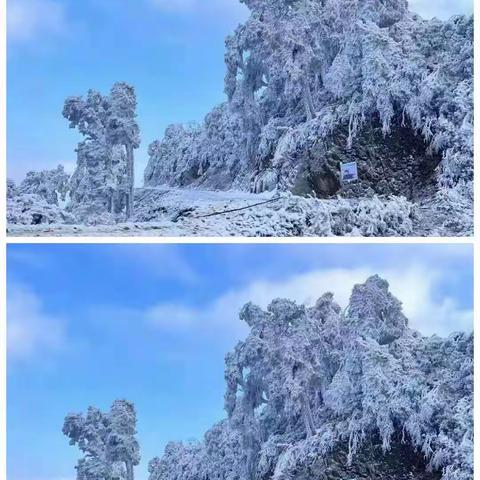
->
xmin=6 ymin=167 xmax=73 ymax=226
xmin=7 ymin=179 xmax=18 ymax=199
xmin=149 ymin=276 xmax=472 ymax=480
xmin=307 ymin=195 xmax=416 ymax=237
xmin=7 ymin=193 xmax=75 ymax=225
xmin=144 ymin=104 xmax=245 ymax=190
xmin=17 ymin=165 xmax=69 ymax=205
xmin=218 ymin=193 xmax=416 ymax=237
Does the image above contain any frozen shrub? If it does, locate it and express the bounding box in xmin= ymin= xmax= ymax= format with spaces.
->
xmin=7 ymin=193 xmax=75 ymax=225
xmin=7 ymin=179 xmax=17 ymax=198
xmin=18 ymin=165 xmax=69 ymax=205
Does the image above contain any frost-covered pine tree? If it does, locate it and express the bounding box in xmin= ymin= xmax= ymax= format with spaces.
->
xmin=149 ymin=276 xmax=472 ymax=480
xmin=63 ymin=82 xmax=140 ymax=221
xmin=63 ymin=400 xmax=140 ymax=480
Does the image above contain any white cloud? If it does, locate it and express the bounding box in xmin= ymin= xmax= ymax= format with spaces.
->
xmin=7 ymin=284 xmax=66 ymax=361
xmin=409 ymin=0 xmax=473 ymax=19
xmin=149 ymin=0 xmax=196 ymax=12
xmin=107 ymin=244 xmax=200 ymax=284
xmin=148 ymin=0 xmax=472 ymax=20
xmin=7 ymin=0 xmax=68 ymax=44
xmin=148 ymin=0 xmax=248 ymax=17
xmin=147 ymin=303 xmax=199 ymax=329
xmin=383 ymin=268 xmax=472 ymax=336
xmin=145 ymin=267 xmax=472 ymax=340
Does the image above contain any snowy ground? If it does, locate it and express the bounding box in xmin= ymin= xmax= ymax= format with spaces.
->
xmin=8 ymin=186 xmax=466 ymax=237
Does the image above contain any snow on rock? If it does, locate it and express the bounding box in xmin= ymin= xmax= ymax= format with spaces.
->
xmin=149 ymin=276 xmax=473 ymax=480
xmin=7 ymin=192 xmax=76 ymax=226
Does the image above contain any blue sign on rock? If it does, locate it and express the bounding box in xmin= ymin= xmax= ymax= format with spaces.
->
xmin=341 ymin=162 xmax=358 ymax=182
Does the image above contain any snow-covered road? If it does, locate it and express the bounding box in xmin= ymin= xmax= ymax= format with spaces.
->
xmin=7 ymin=187 xmax=432 ymax=237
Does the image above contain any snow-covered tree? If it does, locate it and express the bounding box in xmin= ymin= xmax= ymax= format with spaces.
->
xmin=107 ymin=83 xmax=141 ymax=217
xmin=106 ymin=400 xmax=140 ymax=480
xmin=149 ymin=276 xmax=472 ymax=480
xmin=145 ymin=0 xmax=472 ymax=228
xmin=63 ymin=83 xmax=140 ymax=221
xmin=63 ymin=400 xmax=140 ymax=480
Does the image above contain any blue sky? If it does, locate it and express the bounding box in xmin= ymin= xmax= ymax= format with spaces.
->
xmin=7 ymin=243 xmax=473 ymax=480
xmin=7 ymin=0 xmax=473 ymax=183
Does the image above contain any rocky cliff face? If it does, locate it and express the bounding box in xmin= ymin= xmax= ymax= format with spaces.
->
xmin=262 ymin=118 xmax=442 ymax=199
xmin=148 ymin=276 xmax=473 ymax=480
xmin=302 ymin=436 xmax=441 ymax=480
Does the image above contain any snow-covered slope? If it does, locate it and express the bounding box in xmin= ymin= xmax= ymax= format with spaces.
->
xmin=148 ymin=276 xmax=473 ymax=480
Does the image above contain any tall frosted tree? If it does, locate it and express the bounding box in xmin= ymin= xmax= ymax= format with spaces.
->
xmin=63 ymin=82 xmax=140 ymax=221
xmin=106 ymin=84 xmax=141 ymax=218
xmin=149 ymin=276 xmax=472 ymax=480
xmin=63 ymin=400 xmax=140 ymax=480
xmin=107 ymin=400 xmax=141 ymax=480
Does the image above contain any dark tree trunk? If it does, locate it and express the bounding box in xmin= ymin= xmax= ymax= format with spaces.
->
xmin=125 ymin=460 xmax=134 ymax=480
xmin=302 ymin=394 xmax=316 ymax=437
xmin=302 ymin=76 xmax=315 ymax=121
xmin=125 ymin=142 xmax=134 ymax=219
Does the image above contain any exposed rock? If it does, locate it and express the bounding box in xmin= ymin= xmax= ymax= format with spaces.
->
xmin=284 ymin=120 xmax=442 ymax=200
